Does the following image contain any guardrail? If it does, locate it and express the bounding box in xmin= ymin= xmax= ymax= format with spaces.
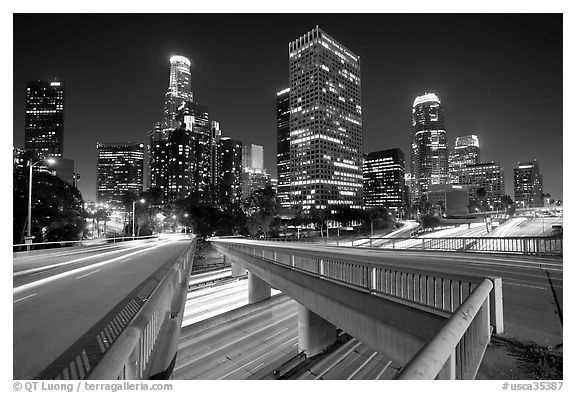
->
xmin=12 ymin=235 xmax=158 ymax=253
xmin=397 ymin=278 xmax=492 ymax=379
xmin=211 ymin=238 xmax=503 ymax=379
xmin=257 ymin=235 xmax=562 ymax=256
xmin=37 ymin=236 xmax=196 ymax=380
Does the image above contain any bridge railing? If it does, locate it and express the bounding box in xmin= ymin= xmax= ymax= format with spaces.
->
xmin=257 ymin=235 xmax=561 ymax=256
xmin=213 ymin=239 xmax=502 ymax=379
xmin=39 ymin=236 xmax=196 ymax=380
xmin=12 ymin=235 xmax=159 ymax=253
xmin=366 ymin=236 xmax=562 ymax=256
xmin=398 ymin=278 xmax=492 ymax=380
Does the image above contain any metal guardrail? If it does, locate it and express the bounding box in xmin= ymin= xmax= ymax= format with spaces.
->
xmin=12 ymin=235 xmax=159 ymax=252
xmin=211 ymin=238 xmax=503 ymax=379
xmin=362 ymin=236 xmax=562 ymax=256
xmin=398 ymin=278 xmax=493 ymax=379
xmin=259 ymin=235 xmax=562 ymax=256
xmin=37 ymin=236 xmax=196 ymax=380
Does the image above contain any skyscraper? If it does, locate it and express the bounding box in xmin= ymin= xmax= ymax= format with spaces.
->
xmin=363 ymin=149 xmax=405 ymax=209
xmin=25 ymin=80 xmax=65 ymax=157
xmin=276 ymin=87 xmax=291 ymax=208
xmin=97 ymin=142 xmax=144 ymax=210
xmin=241 ymin=144 xmax=269 ymax=200
xmin=288 ymin=27 xmax=363 ymax=211
xmin=449 ymin=135 xmax=480 ymax=183
xmin=514 ymin=160 xmax=544 ymax=207
xmin=162 ymin=55 xmax=193 ymax=130
xmin=148 ymin=123 xmax=171 ymax=203
xmin=457 ymin=162 xmax=505 ymax=207
xmin=176 ymin=101 xmax=212 ymax=199
xmin=219 ymin=137 xmax=243 ymax=205
xmin=411 ymin=93 xmax=448 ymax=199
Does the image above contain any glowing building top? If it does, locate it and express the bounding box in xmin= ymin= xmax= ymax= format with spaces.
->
xmin=413 ymin=93 xmax=441 ymax=107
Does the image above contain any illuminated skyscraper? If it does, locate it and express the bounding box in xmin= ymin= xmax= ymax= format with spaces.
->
xmin=363 ymin=149 xmax=405 ymax=208
xmin=288 ymin=27 xmax=363 ymax=211
xmin=276 ymin=87 xmax=291 ymax=208
xmin=25 ymin=80 xmax=65 ymax=157
xmin=97 ymin=142 xmax=144 ymax=210
xmin=218 ymin=137 xmax=243 ymax=205
xmin=241 ymin=144 xmax=269 ymax=200
xmin=162 ymin=55 xmax=193 ymax=130
xmin=448 ymin=135 xmax=480 ymax=183
xmin=457 ymin=162 xmax=505 ymax=207
xmin=411 ymin=93 xmax=448 ymax=199
xmin=514 ymin=160 xmax=544 ymax=207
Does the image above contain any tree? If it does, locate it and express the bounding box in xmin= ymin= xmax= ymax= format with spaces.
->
xmin=243 ymin=186 xmax=279 ymax=237
xmin=13 ymin=170 xmax=85 ymax=244
xmin=476 ymin=187 xmax=487 ymax=211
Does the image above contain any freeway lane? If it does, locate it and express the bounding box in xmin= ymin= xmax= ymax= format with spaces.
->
xmin=13 ymin=234 xmax=194 ymax=379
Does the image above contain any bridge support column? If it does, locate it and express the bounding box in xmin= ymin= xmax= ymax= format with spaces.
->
xmin=248 ymin=271 xmax=271 ymax=304
xmin=297 ymin=304 xmax=337 ymax=357
xmin=231 ymin=261 xmax=247 ymax=277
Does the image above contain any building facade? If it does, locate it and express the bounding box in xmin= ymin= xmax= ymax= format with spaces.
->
xmin=514 ymin=160 xmax=544 ymax=207
xmin=362 ymin=149 xmax=405 ymax=208
xmin=276 ymin=87 xmax=291 ymax=208
xmin=411 ymin=93 xmax=448 ymax=199
xmin=427 ymin=184 xmax=470 ymax=216
xmin=25 ymin=80 xmax=65 ymax=158
xmin=288 ymin=27 xmax=363 ymax=211
xmin=218 ymin=137 xmax=243 ymax=205
xmin=448 ymin=135 xmax=480 ymax=183
xmin=241 ymin=144 xmax=269 ymax=200
xmin=97 ymin=142 xmax=144 ymax=210
xmin=148 ymin=123 xmax=171 ymax=203
xmin=457 ymin=162 xmax=505 ymax=208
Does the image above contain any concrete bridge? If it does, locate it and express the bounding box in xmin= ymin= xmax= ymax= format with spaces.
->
xmin=211 ymin=238 xmax=504 ymax=379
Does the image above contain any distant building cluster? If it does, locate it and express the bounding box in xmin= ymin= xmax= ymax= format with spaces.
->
xmin=16 ymin=27 xmax=550 ymax=217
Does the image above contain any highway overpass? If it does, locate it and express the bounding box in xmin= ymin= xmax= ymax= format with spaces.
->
xmin=210 ymin=238 xmax=504 ymax=379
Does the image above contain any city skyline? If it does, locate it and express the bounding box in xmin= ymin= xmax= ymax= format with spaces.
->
xmin=12 ymin=14 xmax=562 ymax=202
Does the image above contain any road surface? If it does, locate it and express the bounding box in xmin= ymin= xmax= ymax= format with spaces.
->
xmin=13 ymin=234 xmax=193 ymax=379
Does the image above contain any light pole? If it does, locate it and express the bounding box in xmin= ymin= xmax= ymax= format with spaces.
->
xmin=132 ymin=198 xmax=145 ymax=238
xmin=184 ymin=213 xmax=189 ymax=234
xmin=26 ymin=158 xmax=55 ymax=249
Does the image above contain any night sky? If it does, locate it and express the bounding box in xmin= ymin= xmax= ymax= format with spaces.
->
xmin=12 ymin=13 xmax=563 ymax=203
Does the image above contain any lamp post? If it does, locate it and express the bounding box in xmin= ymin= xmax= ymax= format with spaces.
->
xmin=132 ymin=198 xmax=145 ymax=238
xmin=26 ymin=158 xmax=55 ymax=250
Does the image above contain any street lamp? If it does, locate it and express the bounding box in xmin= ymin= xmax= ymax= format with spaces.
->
xmin=26 ymin=157 xmax=55 ymax=249
xmin=132 ymin=198 xmax=145 ymax=237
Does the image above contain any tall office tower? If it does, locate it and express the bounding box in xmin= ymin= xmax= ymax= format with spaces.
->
xmin=363 ymin=149 xmax=405 ymax=209
xmin=97 ymin=142 xmax=144 ymax=210
xmin=167 ymin=128 xmax=194 ymax=202
xmin=175 ymin=101 xmax=212 ymax=200
xmin=25 ymin=80 xmax=65 ymax=157
xmin=243 ymin=144 xmax=264 ymax=171
xmin=404 ymin=173 xmax=417 ymax=208
xmin=211 ymin=121 xmax=223 ymax=204
xmin=457 ymin=162 xmax=505 ymax=207
xmin=288 ymin=27 xmax=363 ymax=211
xmin=241 ymin=143 xmax=269 ymax=200
xmin=219 ymin=137 xmax=243 ymax=205
xmin=514 ymin=160 xmax=544 ymax=207
xmin=162 ymin=55 xmax=194 ymax=130
xmin=276 ymin=87 xmax=291 ymax=208
xmin=448 ymin=135 xmax=480 ymax=183
xmin=411 ymin=93 xmax=448 ymax=199
xmin=148 ymin=123 xmax=171 ymax=203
